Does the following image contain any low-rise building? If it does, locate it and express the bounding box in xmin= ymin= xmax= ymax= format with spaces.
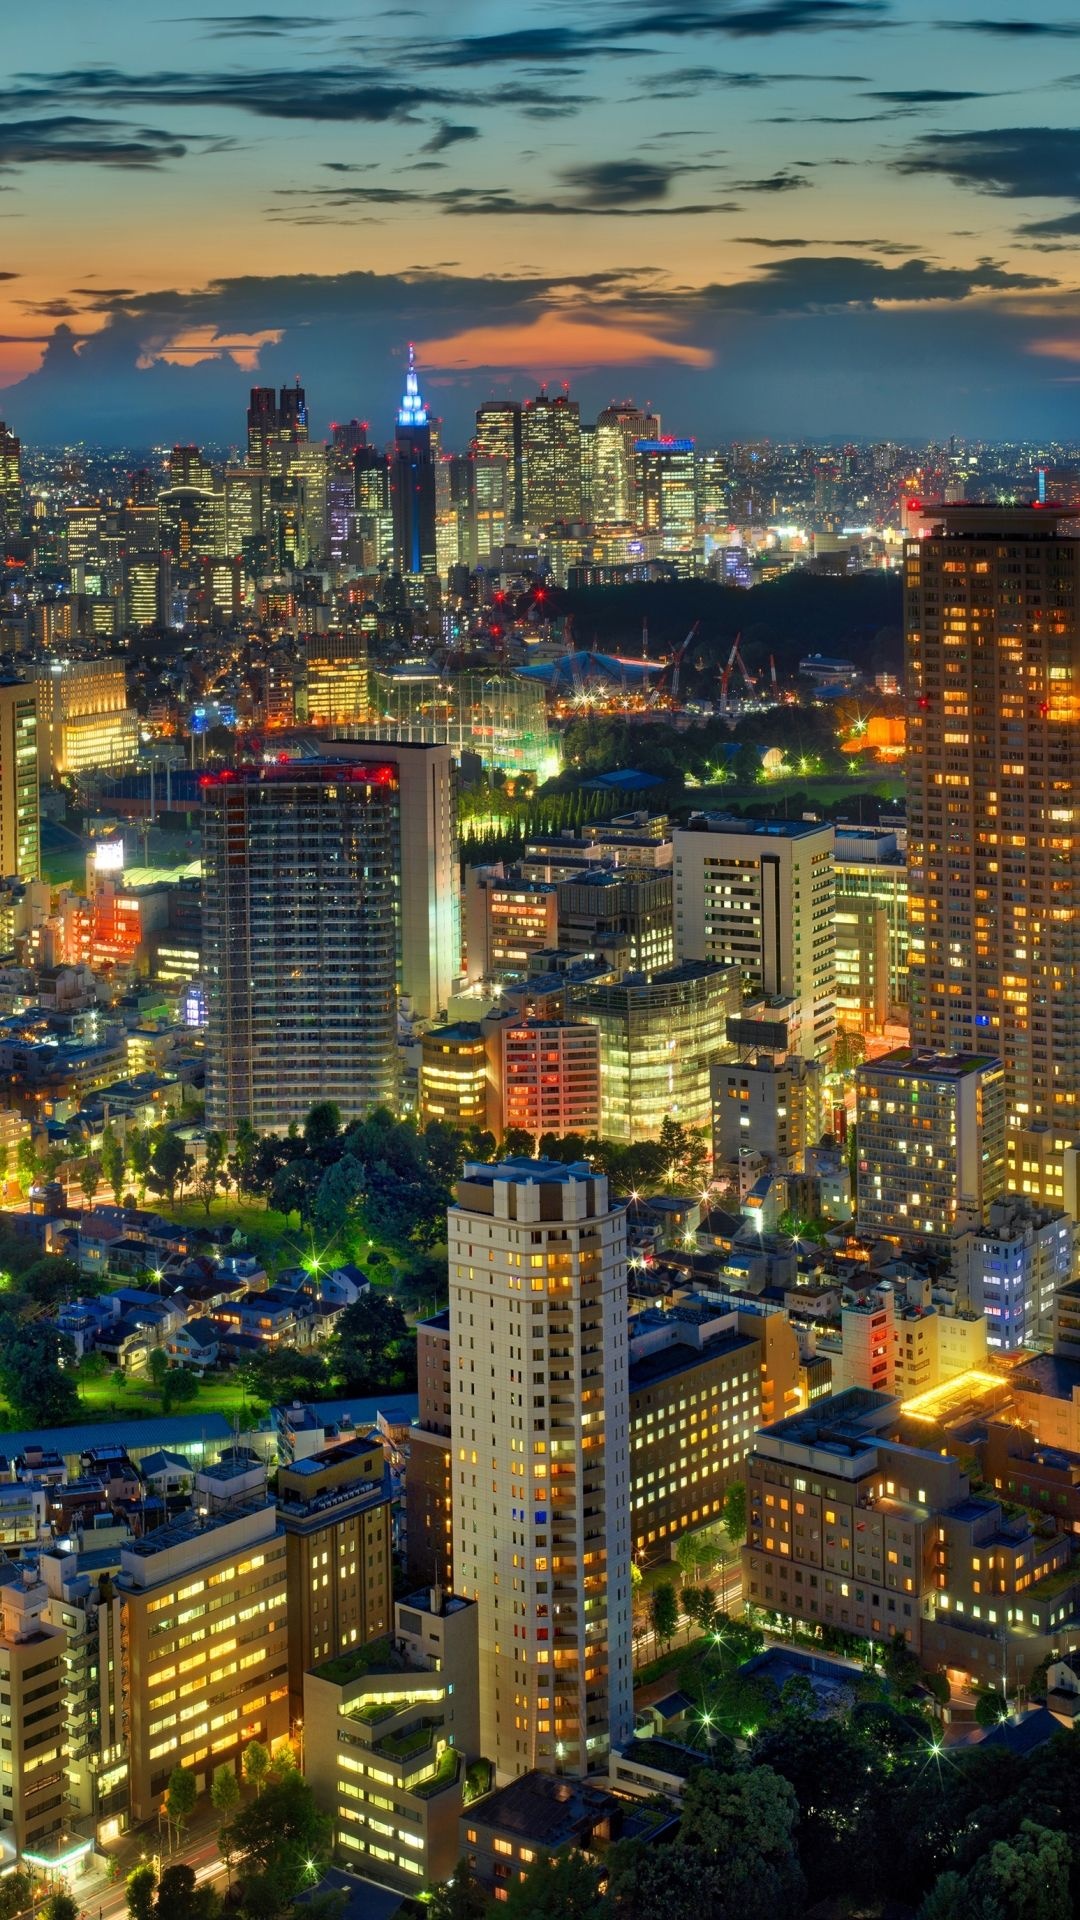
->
xmin=304 ymin=1588 xmax=479 ymax=1892
xmin=955 ymin=1196 xmax=1075 ymax=1354
xmin=462 ymin=1770 xmax=621 ymax=1897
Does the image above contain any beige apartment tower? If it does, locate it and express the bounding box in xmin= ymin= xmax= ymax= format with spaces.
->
xmin=449 ymin=1158 xmax=633 ymax=1781
xmin=906 ymin=505 xmax=1080 ymax=1202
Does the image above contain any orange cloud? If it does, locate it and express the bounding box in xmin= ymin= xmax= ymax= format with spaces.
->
xmin=417 ymin=310 xmax=712 ymax=374
xmin=138 ymin=325 xmax=283 ymax=370
xmin=1028 ymin=336 xmax=1080 ymax=362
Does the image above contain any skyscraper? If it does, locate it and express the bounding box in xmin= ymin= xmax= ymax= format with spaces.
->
xmin=0 ymin=679 xmax=39 ymax=881
xmin=392 ymin=344 xmax=437 ymax=578
xmin=278 ymin=378 xmax=309 ymax=444
xmin=202 ymin=759 xmax=401 ymax=1133
xmin=634 ymin=438 xmax=697 ymax=558
xmin=475 ymin=401 xmax=523 ymax=530
xmin=246 ymin=386 xmax=278 ymax=467
xmin=906 ymin=504 xmax=1080 ymax=1202
xmin=522 ymin=391 xmax=582 ymax=529
xmin=0 ymin=421 xmax=21 ymax=546
xmin=353 ymin=445 xmax=394 ymax=569
xmin=593 ymin=404 xmax=657 ymax=525
xmin=449 ymin=1157 xmax=633 ymax=1779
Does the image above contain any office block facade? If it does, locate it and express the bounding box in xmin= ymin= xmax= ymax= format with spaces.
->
xmin=574 ymin=960 xmax=740 ymax=1143
xmin=119 ymin=1503 xmax=289 ymax=1823
xmin=0 ymin=679 xmax=39 ymax=882
xmin=855 ymin=1048 xmax=1006 ymax=1246
xmin=674 ymin=814 xmax=836 ymax=1061
xmin=449 ymin=1159 xmax=633 ymax=1779
xmin=499 ymin=1019 xmax=602 ymax=1143
xmin=277 ymin=1434 xmax=393 ymax=1717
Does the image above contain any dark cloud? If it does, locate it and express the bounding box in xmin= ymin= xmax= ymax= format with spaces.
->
xmin=556 ymin=158 xmax=703 ymax=204
xmin=733 ymin=233 xmax=808 ymax=244
xmin=175 ymin=12 xmax=339 ymax=36
xmin=897 ymin=126 xmax=1080 ymax=200
xmin=732 ymin=168 xmax=810 ymax=189
xmin=4 ymin=67 xmax=456 ymax=124
xmin=1018 ymin=210 xmax=1080 ymax=237
xmin=867 ymin=87 xmax=993 ymax=102
xmin=0 ymin=272 xmax=18 ymax=281
xmin=945 ymin=17 xmax=1080 ymax=37
xmin=690 ymin=251 xmax=1053 ymax=312
xmin=0 ymin=116 xmax=190 ymax=169
xmin=276 ymin=155 xmax=736 ymax=218
xmin=16 ymin=297 xmax=81 ymax=316
xmin=427 ymin=0 xmax=888 ymax=68
xmin=421 ymin=123 xmax=479 ymax=153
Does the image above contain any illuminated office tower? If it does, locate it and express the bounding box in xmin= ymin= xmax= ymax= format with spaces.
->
xmin=168 ymin=443 xmax=215 ymax=489
xmin=674 ymin=814 xmax=836 ymax=1063
xmin=445 ymin=453 xmax=477 ymax=572
xmin=300 ymin=629 xmax=369 ymax=725
xmin=474 ymin=453 xmax=508 ymax=558
xmin=285 ymin=442 xmax=329 ymax=565
xmin=0 ymin=421 xmax=21 ymax=544
xmin=906 ymin=505 xmax=1080 ymax=1202
xmin=522 ymin=391 xmax=582 ymax=529
xmin=475 ymin=402 xmax=523 ymax=530
xmin=574 ymin=959 xmax=741 ymax=1142
xmin=247 ymin=385 xmax=278 ymax=467
xmin=278 ymin=378 xmax=309 ymax=444
xmin=0 ymin=679 xmax=39 ymax=880
xmin=593 ymin=405 xmax=657 ymax=525
xmin=855 ymin=1047 xmax=1006 ymax=1247
xmin=392 ymin=345 xmax=437 ymax=578
xmin=225 ymin=466 xmax=266 ymax=554
xmin=202 ymin=759 xmax=401 ymax=1133
xmin=449 ymin=1157 xmax=633 ymax=1779
xmin=696 ymin=450 xmax=730 ymax=536
xmin=29 ymin=657 xmax=139 ymax=777
xmin=354 ymin=446 xmax=394 ymax=570
xmin=119 ymin=1503 xmax=289 ymax=1822
xmin=634 ymin=438 xmax=697 ymax=557
xmin=158 ymin=481 xmax=228 ymax=570
xmin=123 ymin=557 xmax=163 ymax=630
xmin=833 ymin=826 xmax=908 ymax=1033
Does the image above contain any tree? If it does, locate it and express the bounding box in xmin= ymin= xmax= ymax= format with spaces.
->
xmin=165 ymin=1762 xmax=198 ymax=1842
xmin=270 ymin=1158 xmax=316 ymax=1226
xmin=975 ymin=1687 xmax=1010 ymax=1729
xmin=161 ymin=1367 xmax=200 ymax=1414
xmin=304 ymin=1101 xmax=342 ymax=1153
xmin=328 ymin=1291 xmax=411 ymax=1394
xmin=224 ymin=1768 xmax=331 ymax=1912
xmin=919 ymin=1820 xmax=1071 ymax=1920
xmin=675 ymin=1531 xmax=702 ymax=1589
xmin=312 ymin=1154 xmax=365 ymax=1240
xmin=428 ymin=1858 xmax=488 ymax=1920
xmin=503 ymin=1850 xmax=606 ymax=1920
xmin=211 ymin=1761 xmax=240 ymax=1823
xmin=15 ymin=1133 xmax=40 ymax=1197
xmin=499 ymin=1128 xmax=536 ymax=1159
xmin=127 ymin=1865 xmax=157 ymax=1920
xmin=196 ymin=1130 xmax=228 ymax=1216
xmin=151 ymin=1132 xmax=193 ymax=1205
xmin=778 ymin=1672 xmax=816 ymax=1720
xmin=680 ymin=1585 xmax=700 ymax=1641
xmin=102 ymin=1127 xmax=126 ymax=1205
xmin=43 ymin=1898 xmax=78 ymax=1920
xmin=148 ymin=1346 xmax=170 ymax=1388
xmin=78 ymin=1154 xmax=102 ymax=1209
xmin=243 ymin=1738 xmax=270 ymax=1797
xmin=649 ymin=1582 xmax=678 ymax=1652
xmin=240 ymin=1346 xmax=327 ymax=1408
xmin=722 ymin=1482 xmax=747 ymax=1551
xmin=0 ymin=1873 xmax=31 ymax=1920
xmin=155 ymin=1866 xmax=220 ymax=1920
xmin=129 ymin=1128 xmax=153 ymax=1200
xmin=0 ymin=1314 xmax=79 ymax=1426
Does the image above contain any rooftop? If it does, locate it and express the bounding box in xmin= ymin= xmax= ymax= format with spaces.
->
xmin=469 ymin=1770 xmax=618 ymax=1844
xmin=0 ymin=1415 xmax=233 ymax=1459
xmin=680 ymin=814 xmax=831 ymax=841
xmin=859 ymin=1047 xmax=1003 ymax=1082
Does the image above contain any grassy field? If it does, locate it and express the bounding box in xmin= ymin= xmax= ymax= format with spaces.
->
xmin=161 ymin=1195 xmax=305 ymax=1267
xmin=74 ymin=1364 xmax=255 ymax=1425
xmin=690 ymin=768 xmax=905 ymax=812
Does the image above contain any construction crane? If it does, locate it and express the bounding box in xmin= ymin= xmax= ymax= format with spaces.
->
xmin=770 ymin=654 xmax=778 ymax=698
xmin=668 ymin=621 xmax=699 ymax=701
xmin=720 ymin=634 xmax=756 ymax=713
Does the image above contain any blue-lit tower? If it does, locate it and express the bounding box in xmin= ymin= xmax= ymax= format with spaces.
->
xmin=391 ymin=343 xmax=437 ymax=578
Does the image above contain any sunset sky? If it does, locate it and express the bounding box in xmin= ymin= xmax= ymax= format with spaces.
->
xmin=4 ymin=0 xmax=1080 ymax=443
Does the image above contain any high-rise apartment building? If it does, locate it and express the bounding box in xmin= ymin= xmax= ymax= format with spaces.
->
xmin=674 ymin=814 xmax=836 ymax=1062
xmin=833 ymin=826 xmax=908 ymax=1032
xmin=855 ymin=1047 xmax=1006 ymax=1246
xmin=449 ymin=1158 xmax=633 ymax=1779
xmin=0 ymin=1561 xmax=67 ymax=1862
xmin=499 ymin=1019 xmax=602 ymax=1142
xmin=404 ymin=1309 xmax=454 ymax=1591
xmin=906 ymin=504 xmax=1080 ymax=1203
xmin=574 ymin=960 xmax=741 ymax=1142
xmin=0 ymin=679 xmax=39 ymax=881
xmin=392 ymin=346 xmax=437 ymax=578
xmin=475 ymin=402 xmax=523 ymax=530
xmin=522 ymin=392 xmax=582 ymax=529
xmin=202 ymin=760 xmax=401 ymax=1133
xmin=119 ymin=1502 xmax=289 ymax=1823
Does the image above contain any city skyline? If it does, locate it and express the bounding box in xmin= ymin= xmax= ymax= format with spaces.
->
xmin=3 ymin=3 xmax=1080 ymax=441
